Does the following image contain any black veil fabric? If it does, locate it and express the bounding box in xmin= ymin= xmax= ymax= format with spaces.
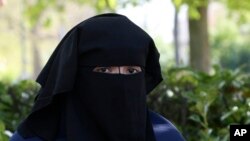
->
xmin=17 ymin=13 xmax=163 ymax=141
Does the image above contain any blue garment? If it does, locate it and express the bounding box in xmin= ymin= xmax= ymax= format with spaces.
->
xmin=10 ymin=111 xmax=185 ymax=141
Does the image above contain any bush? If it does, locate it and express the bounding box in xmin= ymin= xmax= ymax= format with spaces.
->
xmin=0 ymin=80 xmax=39 ymax=140
xmin=220 ymin=45 xmax=250 ymax=72
xmin=210 ymin=18 xmax=250 ymax=72
xmin=148 ymin=66 xmax=250 ymax=141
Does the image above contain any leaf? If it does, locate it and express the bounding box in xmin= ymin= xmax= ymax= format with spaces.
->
xmin=109 ymin=0 xmax=117 ymax=10
xmin=0 ymin=121 xmax=5 ymax=132
xmin=188 ymin=6 xmax=200 ymax=20
xmin=0 ymin=82 xmax=7 ymax=95
xmin=189 ymin=114 xmax=202 ymax=123
xmin=172 ymin=0 xmax=183 ymax=9
xmin=220 ymin=110 xmax=236 ymax=121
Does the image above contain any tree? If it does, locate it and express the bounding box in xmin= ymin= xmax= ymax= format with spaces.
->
xmin=21 ymin=0 xmax=66 ymax=79
xmin=173 ymin=1 xmax=181 ymax=66
xmin=188 ymin=0 xmax=210 ymax=72
xmin=172 ymin=0 xmax=210 ymax=72
xmin=225 ymin=0 xmax=250 ymax=23
xmin=172 ymin=0 xmax=250 ymax=73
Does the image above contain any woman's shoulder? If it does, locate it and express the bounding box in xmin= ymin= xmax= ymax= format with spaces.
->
xmin=149 ymin=110 xmax=186 ymax=141
xmin=10 ymin=132 xmax=65 ymax=141
xmin=10 ymin=132 xmax=41 ymax=141
xmin=11 ymin=111 xmax=185 ymax=141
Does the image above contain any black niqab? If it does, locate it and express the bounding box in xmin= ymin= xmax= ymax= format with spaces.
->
xmin=18 ymin=13 xmax=163 ymax=141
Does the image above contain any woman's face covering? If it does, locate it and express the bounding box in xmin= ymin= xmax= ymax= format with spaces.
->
xmin=73 ymin=64 xmax=147 ymax=140
xmin=70 ymin=14 xmax=157 ymax=141
xmin=18 ymin=13 xmax=162 ymax=141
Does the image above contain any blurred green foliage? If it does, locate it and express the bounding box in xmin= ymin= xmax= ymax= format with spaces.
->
xmin=148 ymin=66 xmax=250 ymax=141
xmin=220 ymin=46 xmax=250 ymax=72
xmin=22 ymin=0 xmax=141 ymax=28
xmin=172 ymin=0 xmax=250 ymax=22
xmin=0 ymin=67 xmax=249 ymax=140
xmin=0 ymin=80 xmax=39 ymax=140
xmin=211 ymin=18 xmax=250 ymax=72
xmin=0 ymin=120 xmax=8 ymax=141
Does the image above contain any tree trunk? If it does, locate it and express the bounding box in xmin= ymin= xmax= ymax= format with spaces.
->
xmin=20 ymin=22 xmax=28 ymax=79
xmin=173 ymin=7 xmax=181 ymax=66
xmin=188 ymin=6 xmax=210 ymax=72
xmin=31 ymin=27 xmax=42 ymax=79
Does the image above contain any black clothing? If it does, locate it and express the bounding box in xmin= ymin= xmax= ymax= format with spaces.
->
xmin=18 ymin=13 xmax=163 ymax=141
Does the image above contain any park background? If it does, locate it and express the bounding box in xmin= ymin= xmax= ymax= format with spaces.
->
xmin=0 ymin=0 xmax=250 ymax=140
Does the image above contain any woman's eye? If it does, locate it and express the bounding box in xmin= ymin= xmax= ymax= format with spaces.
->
xmin=93 ymin=67 xmax=111 ymax=73
xmin=99 ymin=68 xmax=108 ymax=73
xmin=127 ymin=68 xmax=139 ymax=74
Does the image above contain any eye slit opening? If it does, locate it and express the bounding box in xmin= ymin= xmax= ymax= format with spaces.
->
xmin=126 ymin=66 xmax=142 ymax=74
xmin=93 ymin=67 xmax=112 ymax=73
xmin=92 ymin=66 xmax=143 ymax=75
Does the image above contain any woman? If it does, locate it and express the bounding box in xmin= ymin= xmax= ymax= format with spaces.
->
xmin=10 ymin=13 xmax=185 ymax=141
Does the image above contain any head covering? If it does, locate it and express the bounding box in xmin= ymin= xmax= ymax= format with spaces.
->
xmin=18 ymin=13 xmax=163 ymax=141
